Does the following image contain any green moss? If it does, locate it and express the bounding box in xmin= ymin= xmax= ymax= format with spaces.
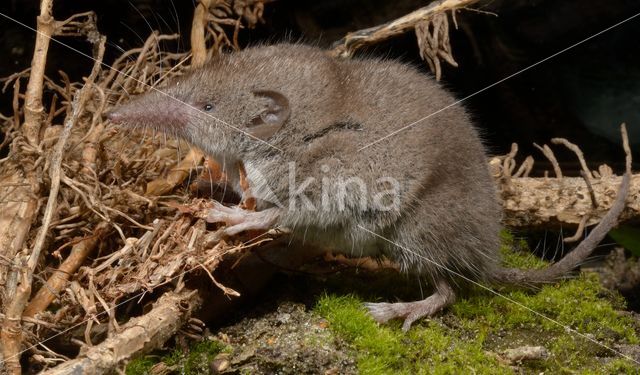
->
xmin=315 ymin=231 xmax=639 ymax=373
xmin=600 ymin=358 xmax=640 ymax=374
xmin=125 ymin=339 xmax=228 ymax=375
xmin=316 ymin=294 xmax=509 ymax=374
xmin=125 ymin=356 xmax=156 ymax=375
xmin=183 ymin=340 xmax=227 ymax=374
xmin=160 ymin=346 xmax=184 ymax=367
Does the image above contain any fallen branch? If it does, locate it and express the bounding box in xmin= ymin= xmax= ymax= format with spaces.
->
xmin=191 ymin=0 xmax=213 ymax=67
xmin=330 ymin=0 xmax=481 ymax=79
xmin=40 ymin=290 xmax=201 ymax=375
xmin=495 ymin=128 xmax=636 ymax=229
xmin=500 ymin=174 xmax=638 ymax=228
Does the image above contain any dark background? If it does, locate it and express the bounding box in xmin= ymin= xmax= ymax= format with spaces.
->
xmin=1 ymin=0 xmax=640 ymax=173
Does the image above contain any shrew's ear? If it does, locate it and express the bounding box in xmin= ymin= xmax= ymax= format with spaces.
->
xmin=246 ymin=90 xmax=290 ymax=140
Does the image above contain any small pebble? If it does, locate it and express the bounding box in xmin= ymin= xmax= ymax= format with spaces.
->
xmin=209 ymin=353 xmax=230 ymax=374
xmin=503 ymin=345 xmax=549 ymax=364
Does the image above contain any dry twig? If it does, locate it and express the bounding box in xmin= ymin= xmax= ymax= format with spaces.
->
xmin=580 ymin=170 xmax=598 ymax=208
xmin=563 ymin=215 xmax=589 ymax=243
xmin=23 ymin=223 xmax=110 ymax=317
xmin=415 ymin=12 xmax=459 ymax=80
xmin=40 ymin=290 xmax=201 ymax=375
xmin=500 ymin=126 xmax=636 ymax=228
xmin=331 ymin=0 xmax=481 ymax=79
xmin=551 ymin=137 xmax=593 ymax=179
xmin=514 ymin=156 xmax=534 ymax=178
xmin=533 ymin=143 xmax=563 ymax=179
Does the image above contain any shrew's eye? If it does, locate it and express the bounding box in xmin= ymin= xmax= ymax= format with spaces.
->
xmin=203 ymin=104 xmax=213 ymax=112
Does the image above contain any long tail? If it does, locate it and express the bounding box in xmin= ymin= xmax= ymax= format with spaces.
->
xmin=494 ymin=172 xmax=630 ymax=286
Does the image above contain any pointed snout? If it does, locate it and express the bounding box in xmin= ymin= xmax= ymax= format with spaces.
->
xmin=104 ymin=109 xmax=123 ymax=124
xmin=104 ymin=101 xmax=143 ymax=127
xmin=103 ymin=93 xmax=193 ymax=134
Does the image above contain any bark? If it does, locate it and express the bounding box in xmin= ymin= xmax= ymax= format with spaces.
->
xmin=500 ymin=174 xmax=638 ymax=229
xmin=40 ymin=290 xmax=201 ymax=375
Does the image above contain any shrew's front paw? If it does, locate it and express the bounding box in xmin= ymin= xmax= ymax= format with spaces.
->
xmin=206 ymin=202 xmax=280 ymax=236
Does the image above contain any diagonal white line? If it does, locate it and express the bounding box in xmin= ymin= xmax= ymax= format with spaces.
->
xmin=358 ymin=11 xmax=640 ymax=151
xmin=0 ymin=12 xmax=283 ymax=152
xmin=357 ymin=224 xmax=640 ymax=365
xmin=1 ymin=5 xmax=638 ymax=369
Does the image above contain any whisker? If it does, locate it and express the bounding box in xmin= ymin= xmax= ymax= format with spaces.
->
xmin=168 ymin=0 xmax=182 ymax=51
xmin=119 ymin=21 xmax=146 ymax=45
xmin=107 ymin=40 xmax=127 ymax=56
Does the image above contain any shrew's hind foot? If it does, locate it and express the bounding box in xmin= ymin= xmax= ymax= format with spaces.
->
xmin=365 ymin=278 xmax=455 ymax=332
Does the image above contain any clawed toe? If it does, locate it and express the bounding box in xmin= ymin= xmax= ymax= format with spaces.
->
xmin=365 ymin=302 xmax=407 ymax=324
xmin=365 ymin=302 xmax=419 ymax=331
xmin=364 ymin=280 xmax=456 ymax=331
xmin=206 ymin=205 xmax=280 ymax=236
xmin=206 ymin=202 xmax=239 ymax=224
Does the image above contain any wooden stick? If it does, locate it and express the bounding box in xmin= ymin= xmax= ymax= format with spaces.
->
xmin=533 ymin=143 xmax=563 ymax=179
xmin=0 ymin=0 xmax=55 ymax=371
xmin=551 ymin=138 xmax=593 ymax=180
xmin=40 ymin=290 xmax=201 ymax=375
xmin=563 ymin=215 xmax=588 ymax=243
xmin=23 ymin=223 xmax=110 ymax=317
xmin=22 ymin=0 xmax=54 ymax=146
xmin=330 ymin=0 xmax=480 ymax=58
xmin=190 ymin=0 xmax=212 ymax=67
xmin=500 ymin=174 xmax=637 ymax=228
